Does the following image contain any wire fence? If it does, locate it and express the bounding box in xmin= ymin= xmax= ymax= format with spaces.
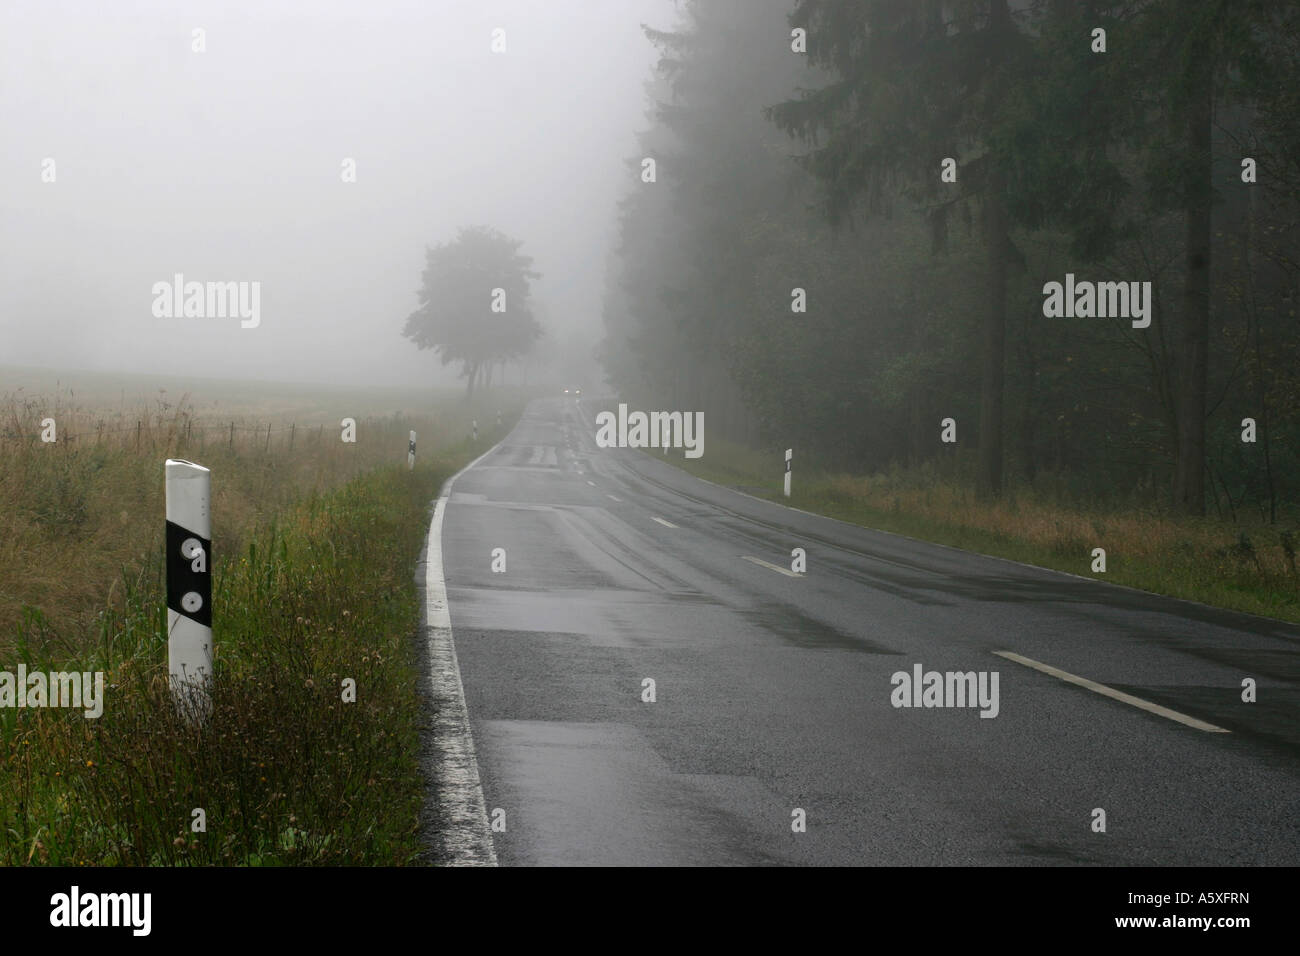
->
xmin=0 ymin=409 xmax=470 ymax=460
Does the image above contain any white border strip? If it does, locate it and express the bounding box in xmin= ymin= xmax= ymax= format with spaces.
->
xmin=426 ymin=441 xmax=503 ymax=865
xmin=741 ymin=555 xmax=802 ymax=578
xmin=993 ymin=650 xmax=1230 ymax=733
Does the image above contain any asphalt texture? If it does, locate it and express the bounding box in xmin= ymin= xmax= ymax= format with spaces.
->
xmin=439 ymin=397 xmax=1300 ymax=865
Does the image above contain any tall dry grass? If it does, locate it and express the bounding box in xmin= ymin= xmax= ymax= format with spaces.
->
xmin=0 ymin=381 xmax=523 ymax=865
xmin=0 ymin=387 xmax=499 ymax=655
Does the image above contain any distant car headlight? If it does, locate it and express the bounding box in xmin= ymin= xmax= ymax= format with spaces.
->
xmin=564 ymin=389 xmax=569 ymax=394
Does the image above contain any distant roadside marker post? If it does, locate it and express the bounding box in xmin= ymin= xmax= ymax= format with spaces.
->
xmin=472 ymin=420 xmax=478 ymax=442
xmin=408 ymin=430 xmax=416 ymax=469
xmin=165 ymin=459 xmax=213 ymax=722
xmin=784 ymin=448 xmax=792 ymax=497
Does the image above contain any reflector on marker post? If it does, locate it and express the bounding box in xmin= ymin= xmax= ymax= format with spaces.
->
xmin=408 ymin=430 xmax=416 ymax=469
xmin=165 ymin=459 xmax=212 ymax=721
xmin=784 ymin=448 xmax=792 ymax=498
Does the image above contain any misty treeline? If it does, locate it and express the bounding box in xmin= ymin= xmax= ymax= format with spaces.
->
xmin=402 ymin=225 xmax=542 ymax=398
xmin=599 ymin=0 xmax=1300 ymax=520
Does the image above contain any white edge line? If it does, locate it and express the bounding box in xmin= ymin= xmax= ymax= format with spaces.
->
xmin=606 ymin=494 xmax=622 ymax=502
xmin=652 ymin=516 xmax=678 ymax=528
xmin=993 ymin=650 xmax=1230 ymax=733
xmin=425 ymin=439 xmax=503 ymax=866
xmin=741 ymin=555 xmax=802 ymax=578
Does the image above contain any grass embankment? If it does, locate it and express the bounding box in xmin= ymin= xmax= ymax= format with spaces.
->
xmin=657 ymin=436 xmax=1300 ymax=625
xmin=1 ymin=383 xmax=519 ymax=865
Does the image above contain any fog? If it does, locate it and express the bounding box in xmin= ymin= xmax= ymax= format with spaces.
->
xmin=0 ymin=0 xmax=669 ymax=388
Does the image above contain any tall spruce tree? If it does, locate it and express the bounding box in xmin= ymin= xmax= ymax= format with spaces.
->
xmin=768 ymin=0 xmax=1032 ymax=496
xmin=768 ymin=0 xmax=1138 ymax=495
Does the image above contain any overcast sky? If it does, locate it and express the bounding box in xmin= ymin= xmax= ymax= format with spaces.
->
xmin=0 ymin=0 xmax=672 ymax=388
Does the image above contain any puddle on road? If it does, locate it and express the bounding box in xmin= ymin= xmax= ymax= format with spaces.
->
xmin=1175 ymin=645 xmax=1300 ymax=683
xmin=1012 ymin=839 xmax=1103 ymax=865
xmin=742 ymin=602 xmax=898 ymax=654
xmin=1111 ymin=682 xmax=1300 ymax=763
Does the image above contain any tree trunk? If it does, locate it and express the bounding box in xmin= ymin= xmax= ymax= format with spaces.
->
xmin=1020 ymin=332 xmax=1038 ymax=483
xmin=978 ymin=171 xmax=1009 ymax=498
xmin=1247 ymin=185 xmax=1277 ymax=523
xmin=1174 ymin=51 xmax=1213 ymax=516
xmin=977 ymin=0 xmax=1012 ymax=499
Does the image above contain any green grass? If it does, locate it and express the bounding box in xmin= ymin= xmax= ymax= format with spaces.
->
xmin=654 ymin=436 xmax=1300 ymax=625
xmin=0 ymin=381 xmax=528 ymax=645
xmin=0 ymin=453 xmax=487 ymax=866
xmin=1 ymin=372 xmax=526 ymax=865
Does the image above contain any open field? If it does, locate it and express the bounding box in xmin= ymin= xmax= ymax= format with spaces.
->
xmin=0 ymin=364 xmax=482 ymax=425
xmin=0 ymin=367 xmax=528 ymax=648
xmin=0 ymin=367 xmax=528 ymax=865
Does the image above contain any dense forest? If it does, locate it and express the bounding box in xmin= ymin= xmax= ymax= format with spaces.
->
xmin=600 ymin=0 xmax=1300 ymax=520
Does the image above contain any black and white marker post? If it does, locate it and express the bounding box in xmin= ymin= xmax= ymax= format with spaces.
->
xmin=784 ymin=448 xmax=792 ymax=498
xmin=472 ymin=420 xmax=478 ymax=442
xmin=408 ymin=430 xmax=416 ymax=470
xmin=165 ymin=458 xmax=213 ymax=722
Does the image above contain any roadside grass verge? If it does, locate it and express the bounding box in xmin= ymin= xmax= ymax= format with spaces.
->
xmin=1 ymin=381 xmax=523 ymax=865
xmin=653 ymin=436 xmax=1300 ymax=625
xmin=0 ymin=386 xmax=522 ymax=648
xmin=0 ymin=455 xmax=477 ymax=865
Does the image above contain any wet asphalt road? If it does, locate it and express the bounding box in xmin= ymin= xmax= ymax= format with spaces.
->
xmin=440 ymin=397 xmax=1300 ymax=865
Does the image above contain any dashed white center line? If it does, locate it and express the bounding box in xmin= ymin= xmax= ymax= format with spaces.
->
xmin=993 ymin=650 xmax=1230 ymax=733
xmin=741 ymin=555 xmax=802 ymax=578
xmin=652 ymin=517 xmax=678 ymax=528
xmin=606 ymin=494 xmax=622 ymax=502
xmin=586 ymin=480 xmax=596 ymax=486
